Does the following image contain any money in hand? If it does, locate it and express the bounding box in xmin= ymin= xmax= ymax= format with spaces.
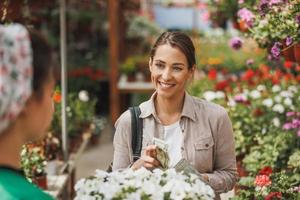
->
xmin=153 ymin=137 xmax=169 ymax=170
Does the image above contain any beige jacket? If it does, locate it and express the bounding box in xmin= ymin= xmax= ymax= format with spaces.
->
xmin=112 ymin=92 xmax=238 ymax=199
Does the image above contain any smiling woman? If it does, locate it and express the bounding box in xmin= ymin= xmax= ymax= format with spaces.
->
xmin=112 ymin=31 xmax=238 ymax=200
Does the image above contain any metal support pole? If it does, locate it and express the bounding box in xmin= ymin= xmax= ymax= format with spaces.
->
xmin=59 ymin=0 xmax=68 ymax=162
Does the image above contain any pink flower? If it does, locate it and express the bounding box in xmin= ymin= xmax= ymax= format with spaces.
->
xmin=229 ymin=37 xmax=243 ymax=50
xmin=246 ymin=59 xmax=254 ymax=66
xmin=255 ymin=175 xmax=272 ymax=187
xmin=286 ymin=112 xmax=295 ymax=117
xmin=238 ymin=8 xmax=255 ymax=27
xmin=269 ymin=0 xmax=283 ymax=6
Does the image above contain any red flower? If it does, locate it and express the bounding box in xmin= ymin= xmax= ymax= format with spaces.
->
xmin=284 ymin=61 xmax=293 ymax=69
xmin=215 ymin=80 xmax=229 ymax=91
xmin=208 ymin=69 xmax=217 ymax=80
xmin=255 ymin=175 xmax=272 ymax=187
xmin=242 ymin=69 xmax=255 ymax=81
xmin=253 ymin=108 xmax=264 ymax=117
xmin=283 ymin=74 xmax=293 ymax=81
xmin=264 ymin=192 xmax=282 ymax=200
xmin=259 ymin=166 xmax=273 ymax=176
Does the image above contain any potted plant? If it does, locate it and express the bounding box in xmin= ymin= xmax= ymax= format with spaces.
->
xmin=207 ymin=0 xmax=256 ymax=29
xmin=21 ymin=144 xmax=48 ymax=190
xmin=233 ymin=167 xmax=300 ymax=199
xmin=238 ymin=0 xmax=300 ymax=62
xmin=120 ymin=56 xmax=137 ymax=82
xmin=75 ymin=168 xmax=215 ymax=199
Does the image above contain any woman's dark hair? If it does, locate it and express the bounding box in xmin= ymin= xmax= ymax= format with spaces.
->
xmin=150 ymin=31 xmax=196 ymax=69
xmin=28 ymin=29 xmax=55 ymax=98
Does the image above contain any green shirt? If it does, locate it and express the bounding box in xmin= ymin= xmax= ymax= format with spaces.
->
xmin=0 ymin=167 xmax=54 ymax=200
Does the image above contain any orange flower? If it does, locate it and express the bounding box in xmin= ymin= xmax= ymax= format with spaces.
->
xmin=53 ymin=91 xmax=61 ymax=103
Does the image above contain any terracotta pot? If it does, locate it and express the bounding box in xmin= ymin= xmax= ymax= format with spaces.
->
xmin=282 ymin=44 xmax=295 ymax=62
xmin=32 ymin=174 xmax=48 ymax=190
xmin=294 ymin=43 xmax=300 ymax=65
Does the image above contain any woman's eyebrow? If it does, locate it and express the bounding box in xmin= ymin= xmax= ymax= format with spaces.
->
xmin=173 ymin=63 xmax=184 ymax=66
xmin=154 ymin=59 xmax=166 ymax=64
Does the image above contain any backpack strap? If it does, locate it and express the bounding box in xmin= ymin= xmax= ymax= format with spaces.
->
xmin=129 ymin=106 xmax=143 ymax=162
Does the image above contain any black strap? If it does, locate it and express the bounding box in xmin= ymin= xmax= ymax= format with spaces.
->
xmin=129 ymin=106 xmax=143 ymax=162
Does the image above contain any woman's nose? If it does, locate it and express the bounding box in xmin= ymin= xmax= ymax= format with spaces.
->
xmin=161 ymin=68 xmax=171 ymax=80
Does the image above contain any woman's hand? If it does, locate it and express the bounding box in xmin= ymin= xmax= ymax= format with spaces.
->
xmin=131 ymin=145 xmax=161 ymax=170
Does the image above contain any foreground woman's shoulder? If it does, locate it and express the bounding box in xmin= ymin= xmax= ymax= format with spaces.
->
xmin=192 ymin=96 xmax=228 ymax=116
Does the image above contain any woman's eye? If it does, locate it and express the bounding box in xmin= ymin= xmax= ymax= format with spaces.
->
xmin=155 ymin=63 xmax=164 ymax=69
xmin=173 ymin=67 xmax=182 ymax=71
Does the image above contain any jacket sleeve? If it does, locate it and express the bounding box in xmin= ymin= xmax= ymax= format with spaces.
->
xmin=112 ymin=110 xmax=133 ymax=171
xmin=202 ymin=110 xmax=239 ymax=194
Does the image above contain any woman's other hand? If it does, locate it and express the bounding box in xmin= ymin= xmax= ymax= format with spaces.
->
xmin=131 ymin=145 xmax=161 ymax=170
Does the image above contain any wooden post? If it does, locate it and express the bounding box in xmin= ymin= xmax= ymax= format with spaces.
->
xmin=108 ymin=0 xmax=120 ymax=124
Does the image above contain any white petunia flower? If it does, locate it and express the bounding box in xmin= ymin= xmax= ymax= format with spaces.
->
xmin=274 ymin=95 xmax=282 ymax=103
xmin=203 ymin=91 xmax=216 ymax=101
xmin=74 ymin=168 xmax=215 ymax=200
xmin=227 ymin=98 xmax=237 ymax=107
xmin=283 ymin=98 xmax=292 ymax=106
xmin=272 ymin=104 xmax=285 ymax=113
xmin=250 ymin=90 xmax=261 ymax=99
xmin=262 ymin=98 xmax=273 ymax=107
xmin=257 ymin=84 xmax=266 ymax=91
xmin=288 ymin=85 xmax=298 ymax=93
xmin=272 ymin=118 xmax=280 ymax=127
xmin=280 ymin=90 xmax=293 ymax=98
xmin=78 ymin=90 xmax=89 ymax=102
xmin=215 ymin=91 xmax=225 ymax=99
xmin=272 ymin=85 xmax=281 ymax=93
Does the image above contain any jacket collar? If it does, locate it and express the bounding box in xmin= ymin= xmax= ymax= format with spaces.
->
xmin=139 ymin=91 xmax=196 ymax=121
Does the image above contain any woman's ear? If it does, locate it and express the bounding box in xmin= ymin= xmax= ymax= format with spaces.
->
xmin=189 ymin=64 xmax=196 ymax=78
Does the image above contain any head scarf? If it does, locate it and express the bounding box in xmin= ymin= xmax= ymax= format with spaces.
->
xmin=0 ymin=24 xmax=33 ymax=133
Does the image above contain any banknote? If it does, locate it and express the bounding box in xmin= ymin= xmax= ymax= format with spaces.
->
xmin=153 ymin=137 xmax=169 ymax=170
xmin=174 ymin=158 xmax=208 ymax=183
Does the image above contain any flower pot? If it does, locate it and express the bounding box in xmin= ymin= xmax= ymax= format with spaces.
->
xmin=282 ymin=44 xmax=295 ymax=62
xmin=32 ymin=174 xmax=48 ymax=190
xmin=294 ymin=43 xmax=300 ymax=65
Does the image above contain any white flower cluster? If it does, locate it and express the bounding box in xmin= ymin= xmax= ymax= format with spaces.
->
xmin=203 ymin=91 xmax=225 ymax=102
xmin=74 ymin=168 xmax=215 ymax=200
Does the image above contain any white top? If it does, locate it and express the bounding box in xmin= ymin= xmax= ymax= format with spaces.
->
xmin=163 ymin=121 xmax=183 ymax=167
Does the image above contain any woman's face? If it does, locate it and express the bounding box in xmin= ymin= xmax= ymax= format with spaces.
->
xmin=149 ymin=44 xmax=194 ymax=99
